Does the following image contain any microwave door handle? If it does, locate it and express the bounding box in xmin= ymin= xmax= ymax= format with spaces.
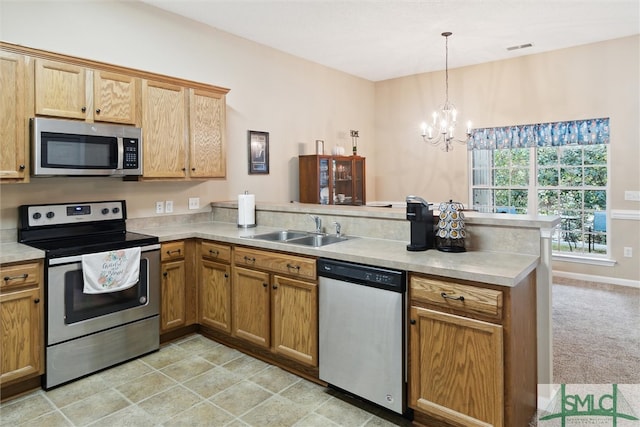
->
xmin=117 ymin=137 xmax=124 ymax=170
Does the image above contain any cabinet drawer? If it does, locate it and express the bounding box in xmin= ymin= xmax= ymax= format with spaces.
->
xmin=161 ymin=241 xmax=185 ymax=261
xmin=1 ymin=262 xmax=41 ymax=291
xmin=410 ymin=275 xmax=502 ymax=320
xmin=234 ymin=247 xmax=316 ymax=280
xmin=200 ymin=241 xmax=231 ymax=263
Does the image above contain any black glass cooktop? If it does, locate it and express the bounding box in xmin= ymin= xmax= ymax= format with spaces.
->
xmin=26 ymin=231 xmax=158 ymax=259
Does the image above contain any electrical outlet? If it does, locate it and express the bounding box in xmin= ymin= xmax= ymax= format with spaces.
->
xmin=188 ymin=197 xmax=200 ymax=210
xmin=624 ymin=247 xmax=633 ymax=258
xmin=155 ymin=201 xmax=164 ymax=214
xmin=165 ymin=200 xmax=173 ymax=213
xmin=624 ymin=191 xmax=640 ymax=201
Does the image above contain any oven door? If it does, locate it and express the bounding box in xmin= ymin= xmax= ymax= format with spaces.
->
xmin=46 ymin=245 xmax=160 ymax=345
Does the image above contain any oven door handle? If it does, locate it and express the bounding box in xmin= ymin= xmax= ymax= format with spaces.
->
xmin=48 ymin=244 xmax=161 ymax=266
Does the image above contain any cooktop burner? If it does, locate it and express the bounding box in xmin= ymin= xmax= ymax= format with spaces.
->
xmin=18 ymin=200 xmax=158 ymax=258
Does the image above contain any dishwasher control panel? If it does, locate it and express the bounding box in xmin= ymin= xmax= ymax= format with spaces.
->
xmin=318 ymin=258 xmax=406 ymax=292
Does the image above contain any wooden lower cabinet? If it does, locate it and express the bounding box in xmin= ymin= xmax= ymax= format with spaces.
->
xmin=0 ymin=261 xmax=44 ymax=386
xmin=410 ymin=306 xmax=503 ymax=426
xmin=232 ymin=247 xmax=318 ymax=368
xmin=198 ymin=241 xmax=232 ymax=334
xmin=408 ymin=273 xmax=537 ymax=427
xmin=160 ymin=240 xmax=196 ymax=333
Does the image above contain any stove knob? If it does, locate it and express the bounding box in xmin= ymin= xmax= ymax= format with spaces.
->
xmin=46 ymin=211 xmax=55 ymax=219
xmin=32 ymin=212 xmax=42 ymax=220
xmin=101 ymin=208 xmax=110 ymax=215
xmin=112 ymin=207 xmax=120 ymax=214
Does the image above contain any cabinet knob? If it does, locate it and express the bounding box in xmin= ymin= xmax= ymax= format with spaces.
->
xmin=34 ymin=298 xmax=40 ymax=304
xmin=95 ymin=108 xmax=101 ymax=114
xmin=263 ymin=283 xmax=268 ymax=288
xmin=163 ymin=272 xmax=168 ymax=278
xmin=410 ymin=319 xmax=416 ymax=325
xmin=182 ymin=167 xmax=186 ymax=172
xmin=272 ymin=285 xmax=278 ymax=290
xmin=191 ymin=168 xmax=195 ymax=171
xmin=19 ymin=164 xmax=25 ymax=170
xmin=224 ymin=273 xmax=229 ymax=279
xmin=81 ymin=106 xmax=86 ymax=113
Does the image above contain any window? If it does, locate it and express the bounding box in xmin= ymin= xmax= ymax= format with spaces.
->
xmin=469 ymin=119 xmax=609 ymax=256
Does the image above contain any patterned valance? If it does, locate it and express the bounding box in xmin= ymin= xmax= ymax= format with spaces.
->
xmin=468 ymin=117 xmax=609 ymax=150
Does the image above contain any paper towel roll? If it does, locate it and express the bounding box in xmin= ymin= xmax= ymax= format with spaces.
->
xmin=238 ymin=193 xmax=256 ymax=228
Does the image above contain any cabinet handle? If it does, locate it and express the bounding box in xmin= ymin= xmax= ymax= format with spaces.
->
xmin=286 ymin=263 xmax=300 ymax=272
xmin=209 ymin=249 xmax=219 ymax=257
xmin=166 ymin=249 xmax=181 ymax=255
xmin=410 ymin=319 xmax=416 ymax=325
xmin=440 ymin=292 xmax=465 ymax=302
xmin=3 ymin=273 xmax=28 ymax=281
xmin=34 ymin=298 xmax=40 ymax=304
xmin=244 ymin=256 xmax=256 ymax=263
xmin=95 ymin=108 xmax=101 ymax=114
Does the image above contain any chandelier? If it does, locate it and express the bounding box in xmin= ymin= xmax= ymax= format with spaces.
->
xmin=420 ymin=32 xmax=471 ymax=152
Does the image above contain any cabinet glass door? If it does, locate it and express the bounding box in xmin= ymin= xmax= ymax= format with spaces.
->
xmin=332 ymin=158 xmax=353 ymax=205
xmin=319 ymin=157 xmax=329 ymax=204
xmin=353 ymin=159 xmax=364 ymax=205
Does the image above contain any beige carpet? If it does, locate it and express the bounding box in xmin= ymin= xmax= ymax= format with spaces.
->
xmin=552 ymin=278 xmax=640 ymax=384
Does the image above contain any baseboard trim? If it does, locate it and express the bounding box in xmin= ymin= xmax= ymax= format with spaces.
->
xmin=553 ymin=270 xmax=640 ymax=289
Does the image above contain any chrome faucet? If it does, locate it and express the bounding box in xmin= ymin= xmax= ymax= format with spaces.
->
xmin=333 ymin=221 xmax=342 ymax=238
xmin=309 ymin=215 xmax=322 ymax=233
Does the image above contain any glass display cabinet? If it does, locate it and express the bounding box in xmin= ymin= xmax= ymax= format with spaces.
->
xmin=298 ymin=155 xmax=365 ymax=205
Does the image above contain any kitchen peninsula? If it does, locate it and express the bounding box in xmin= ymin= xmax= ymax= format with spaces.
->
xmin=1 ymin=201 xmax=559 ymax=426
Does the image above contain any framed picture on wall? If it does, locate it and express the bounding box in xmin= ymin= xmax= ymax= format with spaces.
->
xmin=248 ymin=130 xmax=269 ymax=174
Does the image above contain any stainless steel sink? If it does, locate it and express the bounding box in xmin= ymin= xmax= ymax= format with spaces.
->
xmin=287 ymin=234 xmax=349 ymax=247
xmin=247 ymin=230 xmax=349 ymax=247
xmin=250 ymin=230 xmax=309 ymax=242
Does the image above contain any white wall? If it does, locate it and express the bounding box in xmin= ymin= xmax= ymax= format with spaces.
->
xmin=375 ymin=36 xmax=640 ymax=282
xmin=0 ymin=0 xmax=375 ymax=226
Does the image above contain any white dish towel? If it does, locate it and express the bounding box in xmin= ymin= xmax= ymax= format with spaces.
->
xmin=82 ymin=247 xmax=141 ymax=294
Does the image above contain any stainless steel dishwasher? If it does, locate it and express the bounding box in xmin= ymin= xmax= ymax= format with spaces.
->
xmin=318 ymin=258 xmax=406 ymax=414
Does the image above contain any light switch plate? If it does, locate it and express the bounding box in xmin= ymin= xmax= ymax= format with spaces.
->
xmin=165 ymin=200 xmax=173 ymax=213
xmin=188 ymin=197 xmax=200 ymax=210
xmin=624 ymin=191 xmax=640 ymax=201
xmin=155 ymin=201 xmax=164 ymax=214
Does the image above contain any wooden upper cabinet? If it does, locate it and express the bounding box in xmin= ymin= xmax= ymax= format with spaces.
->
xmin=93 ymin=70 xmax=137 ymax=124
xmin=0 ymin=51 xmax=27 ymax=181
xmin=34 ymin=59 xmax=137 ymax=124
xmin=34 ymin=59 xmax=87 ymax=119
xmin=189 ymin=89 xmax=226 ymax=178
xmin=141 ymin=80 xmax=187 ymax=178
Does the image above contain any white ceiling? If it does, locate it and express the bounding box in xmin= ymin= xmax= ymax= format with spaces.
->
xmin=141 ymin=0 xmax=639 ymax=82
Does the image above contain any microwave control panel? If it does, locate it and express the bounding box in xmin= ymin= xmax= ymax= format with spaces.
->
xmin=123 ymin=138 xmax=140 ymax=169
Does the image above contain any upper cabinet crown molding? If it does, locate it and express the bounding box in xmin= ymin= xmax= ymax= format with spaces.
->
xmin=0 ymin=41 xmax=229 ymax=95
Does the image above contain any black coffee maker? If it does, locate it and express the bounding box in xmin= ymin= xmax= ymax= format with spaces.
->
xmin=406 ymin=195 xmax=435 ymax=251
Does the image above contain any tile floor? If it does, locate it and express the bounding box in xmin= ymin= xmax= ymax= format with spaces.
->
xmin=0 ymin=334 xmax=412 ymax=426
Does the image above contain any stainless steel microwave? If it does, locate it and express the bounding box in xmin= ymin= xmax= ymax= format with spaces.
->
xmin=31 ymin=117 xmax=143 ymax=177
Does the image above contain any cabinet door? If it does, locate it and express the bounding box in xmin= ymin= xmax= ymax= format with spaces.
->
xmin=93 ymin=70 xmax=137 ymax=124
xmin=161 ymin=260 xmax=186 ymax=332
xmin=271 ymin=275 xmax=318 ymax=367
xmin=34 ymin=59 xmax=87 ymax=119
xmin=199 ymin=259 xmax=231 ymax=333
xmin=232 ymin=267 xmax=270 ymax=348
xmin=142 ymin=80 xmax=187 ymax=178
xmin=0 ymin=288 xmax=42 ymax=385
xmin=189 ymin=89 xmax=226 ymax=178
xmin=409 ymin=306 xmax=504 ymax=427
xmin=0 ymin=52 xmax=27 ymax=181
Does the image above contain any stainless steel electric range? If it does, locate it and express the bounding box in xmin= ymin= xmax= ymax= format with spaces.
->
xmin=18 ymin=200 xmax=160 ymax=389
